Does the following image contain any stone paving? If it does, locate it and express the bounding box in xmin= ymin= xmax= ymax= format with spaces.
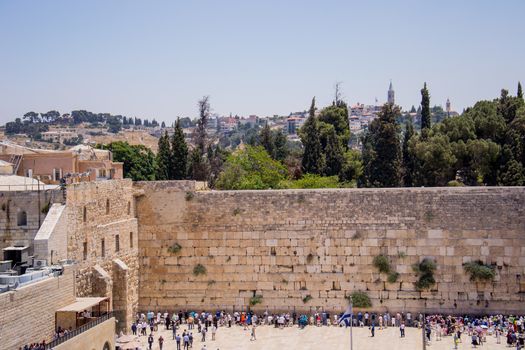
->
xmin=135 ymin=325 xmax=508 ymax=350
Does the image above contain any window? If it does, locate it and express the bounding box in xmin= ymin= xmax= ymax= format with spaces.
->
xmin=106 ymin=199 xmax=110 ymax=215
xmin=115 ymin=234 xmax=120 ymax=252
xmin=53 ymin=168 xmax=62 ymax=181
xmin=17 ymin=211 xmax=27 ymax=226
xmin=130 ymin=232 xmax=133 ymax=248
xmin=101 ymin=239 xmax=105 ymax=258
xmin=83 ymin=242 xmax=88 ymax=260
xmin=26 ymin=169 xmax=33 ymax=178
xmin=83 ymin=206 xmax=87 ymax=223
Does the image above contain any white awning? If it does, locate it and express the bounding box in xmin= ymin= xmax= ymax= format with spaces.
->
xmin=56 ymin=297 xmax=109 ymax=312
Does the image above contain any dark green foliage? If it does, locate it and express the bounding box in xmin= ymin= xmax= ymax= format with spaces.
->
xmin=463 ymin=260 xmax=496 ymax=282
xmin=420 ymin=82 xmax=431 ymax=131
xmin=171 ymin=118 xmax=189 ymax=180
xmin=193 ymin=264 xmax=207 ymax=276
xmin=260 ymin=124 xmax=274 ymax=158
xmin=250 ymin=295 xmax=263 ymax=306
xmin=402 ymin=120 xmax=416 ymax=186
xmin=300 ymin=97 xmax=325 ymax=174
xmin=41 ymin=201 xmax=51 ymax=214
xmin=302 ymin=295 xmax=313 ymax=303
xmin=167 ymin=243 xmax=182 ymax=254
xmin=373 ymin=255 xmax=391 ymax=274
xmin=518 ymin=82 xmax=523 ymax=100
xmin=348 ymin=291 xmax=372 ymax=308
xmin=101 ymin=141 xmax=156 ymax=181
xmin=362 ymin=103 xmax=402 ymax=187
xmin=323 ymin=127 xmax=344 ymax=176
xmin=318 ymin=102 xmax=350 ymax=149
xmin=189 ymin=148 xmax=208 ymax=181
xmin=413 ymin=258 xmax=437 ymax=290
xmin=387 ymin=272 xmax=400 ymax=283
xmin=156 ymin=131 xmax=171 ymax=180
xmin=273 ymin=130 xmax=288 ymax=161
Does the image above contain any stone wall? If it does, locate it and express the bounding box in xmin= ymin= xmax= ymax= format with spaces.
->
xmin=136 ymin=182 xmax=525 ymax=315
xmin=65 ymin=179 xmax=139 ymax=329
xmin=0 ymin=188 xmax=61 ymax=252
xmin=0 ymin=267 xmax=75 ymax=350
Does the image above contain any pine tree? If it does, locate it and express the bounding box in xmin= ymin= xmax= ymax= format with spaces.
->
xmin=156 ymin=131 xmax=171 ymax=180
xmin=260 ymin=124 xmax=274 ymax=158
xmin=420 ymin=82 xmax=431 ymax=132
xmin=190 ymin=96 xmax=210 ymax=181
xmin=171 ymin=118 xmax=188 ymax=180
xmin=362 ymin=103 xmax=402 ymax=187
xmin=300 ymin=97 xmax=325 ymax=174
xmin=273 ymin=130 xmax=288 ymax=161
xmin=518 ymin=81 xmax=523 ymax=99
xmin=323 ymin=127 xmax=344 ymax=176
xmin=161 ymin=121 xmax=166 ymax=128
xmin=402 ymin=119 xmax=416 ymax=186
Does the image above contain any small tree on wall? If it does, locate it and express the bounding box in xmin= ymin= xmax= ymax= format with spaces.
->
xmin=463 ymin=261 xmax=496 ymax=282
xmin=347 ymin=291 xmax=372 ymax=308
xmin=413 ymin=258 xmax=437 ymax=290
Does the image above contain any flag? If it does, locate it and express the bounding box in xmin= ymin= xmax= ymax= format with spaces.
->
xmin=337 ymin=304 xmax=353 ymax=325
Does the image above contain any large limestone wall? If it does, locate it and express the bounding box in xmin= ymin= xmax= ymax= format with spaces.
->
xmin=136 ymin=182 xmax=525 ymax=315
xmin=0 ymin=267 xmax=75 ymax=350
xmin=65 ymin=179 xmax=139 ymax=329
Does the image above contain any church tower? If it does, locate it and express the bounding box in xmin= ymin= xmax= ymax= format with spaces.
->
xmin=446 ymin=98 xmax=451 ymax=116
xmin=387 ymin=80 xmax=395 ymax=105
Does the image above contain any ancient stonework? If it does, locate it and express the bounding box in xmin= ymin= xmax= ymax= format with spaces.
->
xmin=135 ymin=181 xmax=525 ymax=315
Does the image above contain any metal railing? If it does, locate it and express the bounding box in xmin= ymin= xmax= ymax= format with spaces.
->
xmin=45 ymin=311 xmax=114 ymax=349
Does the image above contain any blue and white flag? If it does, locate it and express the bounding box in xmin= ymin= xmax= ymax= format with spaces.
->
xmin=337 ymin=304 xmax=353 ymax=325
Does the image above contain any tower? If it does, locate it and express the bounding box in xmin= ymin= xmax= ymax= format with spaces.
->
xmin=446 ymin=98 xmax=451 ymax=116
xmin=387 ymin=80 xmax=395 ymax=105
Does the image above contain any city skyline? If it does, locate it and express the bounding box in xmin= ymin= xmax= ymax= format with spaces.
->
xmin=0 ymin=0 xmax=524 ymax=124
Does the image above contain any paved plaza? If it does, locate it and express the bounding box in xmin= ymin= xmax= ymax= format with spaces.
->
xmin=135 ymin=324 xmax=508 ymax=350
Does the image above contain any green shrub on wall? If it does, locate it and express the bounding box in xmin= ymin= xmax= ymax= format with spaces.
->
xmin=373 ymin=255 xmax=391 ymax=273
xmin=250 ymin=295 xmax=263 ymax=306
xmin=168 ymin=243 xmax=182 ymax=254
xmin=413 ymin=258 xmax=437 ymax=290
xmin=193 ymin=264 xmax=207 ymax=276
xmin=302 ymin=295 xmax=313 ymax=303
xmin=463 ymin=261 xmax=496 ymax=282
xmin=347 ymin=291 xmax=372 ymax=308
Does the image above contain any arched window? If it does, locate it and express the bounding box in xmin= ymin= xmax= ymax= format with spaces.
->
xmin=17 ymin=211 xmax=27 ymax=226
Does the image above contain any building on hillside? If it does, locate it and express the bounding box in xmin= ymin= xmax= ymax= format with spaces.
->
xmin=0 ymin=141 xmax=123 ymax=184
xmin=286 ymin=116 xmax=305 ymax=136
xmin=41 ymin=130 xmax=78 ymax=144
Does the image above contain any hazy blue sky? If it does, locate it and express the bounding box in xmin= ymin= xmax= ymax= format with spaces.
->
xmin=0 ymin=0 xmax=524 ymax=124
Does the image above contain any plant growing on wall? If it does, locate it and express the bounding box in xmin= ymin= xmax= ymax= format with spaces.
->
xmin=387 ymin=271 xmax=400 ymax=283
xmin=168 ymin=243 xmax=182 ymax=254
xmin=302 ymin=295 xmax=313 ymax=303
xmin=306 ymin=253 xmax=315 ymax=263
xmin=193 ymin=263 xmax=207 ymax=276
xmin=413 ymin=258 xmax=437 ymax=290
xmin=249 ymin=295 xmax=263 ymax=306
xmin=373 ymin=255 xmax=391 ymax=273
xmin=463 ymin=261 xmax=496 ymax=282
xmin=347 ymin=291 xmax=372 ymax=308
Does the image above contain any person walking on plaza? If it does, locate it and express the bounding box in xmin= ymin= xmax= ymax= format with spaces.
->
xmin=176 ymin=334 xmax=181 ymax=350
xmin=201 ymin=327 xmax=207 ymax=342
xmin=400 ymin=322 xmax=405 ymax=337
xmin=158 ymin=335 xmax=164 ymax=350
xmin=147 ymin=334 xmax=154 ymax=350
xmin=183 ymin=333 xmax=190 ymax=350
xmin=189 ymin=332 xmax=193 ymax=348
xmin=131 ymin=322 xmax=137 ymax=335
xmin=251 ymin=324 xmax=257 ymax=341
xmin=211 ymin=324 xmax=216 ymax=340
xmin=370 ymin=323 xmax=375 ymax=337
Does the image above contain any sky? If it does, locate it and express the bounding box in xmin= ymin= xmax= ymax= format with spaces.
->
xmin=0 ymin=0 xmax=524 ymax=124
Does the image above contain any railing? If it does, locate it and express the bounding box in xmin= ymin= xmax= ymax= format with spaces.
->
xmin=45 ymin=311 xmax=114 ymax=349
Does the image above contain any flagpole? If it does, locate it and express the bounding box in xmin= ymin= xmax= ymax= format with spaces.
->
xmin=350 ymin=301 xmax=353 ymax=350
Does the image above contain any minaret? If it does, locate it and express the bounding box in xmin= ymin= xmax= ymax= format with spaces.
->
xmin=387 ymin=80 xmax=395 ymax=105
xmin=446 ymin=98 xmax=451 ymax=117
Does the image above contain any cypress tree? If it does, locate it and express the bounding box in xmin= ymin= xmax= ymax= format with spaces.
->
xmin=273 ymin=130 xmax=288 ymax=161
xmin=260 ymin=124 xmax=275 ymax=158
xmin=402 ymin=119 xmax=416 ymax=186
xmin=323 ymin=127 xmax=344 ymax=176
xmin=362 ymin=103 xmax=402 ymax=187
xmin=300 ymin=97 xmax=325 ymax=174
xmin=518 ymin=82 xmax=523 ymax=99
xmin=156 ymin=131 xmax=171 ymax=180
xmin=171 ymin=118 xmax=188 ymax=180
xmin=420 ymin=82 xmax=431 ymax=132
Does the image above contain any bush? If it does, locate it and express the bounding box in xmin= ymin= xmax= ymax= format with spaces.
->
xmin=167 ymin=243 xmax=182 ymax=254
xmin=284 ymin=174 xmax=341 ymax=189
xmin=463 ymin=261 xmax=496 ymax=282
xmin=373 ymin=255 xmax=391 ymax=274
xmin=250 ymin=295 xmax=263 ymax=306
xmin=387 ymin=272 xmax=400 ymax=283
xmin=413 ymin=258 xmax=437 ymax=290
xmin=348 ymin=291 xmax=372 ymax=308
xmin=302 ymin=295 xmax=313 ymax=303
xmin=193 ymin=264 xmax=207 ymax=276
xmin=447 ymin=180 xmax=464 ymax=186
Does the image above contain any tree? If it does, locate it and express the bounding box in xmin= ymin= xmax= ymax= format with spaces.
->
xmin=259 ymin=124 xmax=274 ymax=158
xmin=402 ymin=120 xmax=416 ymax=186
xmin=156 ymin=131 xmax=171 ymax=180
xmin=323 ymin=127 xmax=344 ymax=176
xmin=318 ymin=103 xmax=350 ymax=149
xmin=161 ymin=121 xmax=166 ymax=128
xmin=273 ymin=130 xmax=288 ymax=161
xmin=518 ymin=82 xmax=523 ymax=100
xmin=189 ymin=96 xmax=211 ymax=181
xmin=300 ymin=97 xmax=325 ymax=174
xmin=171 ymin=118 xmax=189 ymax=180
xmin=101 ymin=141 xmax=156 ymax=181
xmin=362 ymin=103 xmax=402 ymax=187
xmin=420 ymin=82 xmax=431 ymax=132
xmin=215 ymin=146 xmax=288 ymax=190
xmin=207 ymin=145 xmax=229 ymax=188
xmin=23 ymin=111 xmax=40 ymax=124
xmin=339 ymin=150 xmax=363 ymax=184
xmin=411 ymin=134 xmax=457 ymax=186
